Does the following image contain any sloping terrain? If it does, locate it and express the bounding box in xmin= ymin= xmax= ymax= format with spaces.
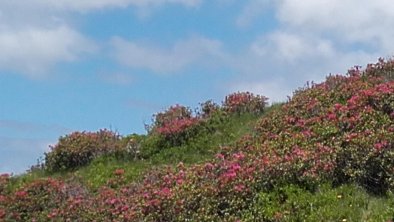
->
xmin=0 ymin=59 xmax=393 ymax=221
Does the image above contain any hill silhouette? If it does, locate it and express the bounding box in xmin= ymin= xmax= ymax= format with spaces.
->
xmin=0 ymin=59 xmax=393 ymax=221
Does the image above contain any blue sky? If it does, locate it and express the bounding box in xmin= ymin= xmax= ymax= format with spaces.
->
xmin=1 ymin=0 xmax=393 ymax=174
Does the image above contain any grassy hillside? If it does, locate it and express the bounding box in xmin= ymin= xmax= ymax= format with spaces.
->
xmin=1 ymin=59 xmax=394 ymax=221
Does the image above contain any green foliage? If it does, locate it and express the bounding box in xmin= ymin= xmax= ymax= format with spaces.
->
xmin=243 ymin=183 xmax=394 ymax=221
xmin=75 ymin=156 xmax=149 ymax=190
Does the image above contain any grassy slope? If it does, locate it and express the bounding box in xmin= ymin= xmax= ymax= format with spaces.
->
xmin=9 ymin=112 xmax=263 ymax=191
xmin=4 ymin=62 xmax=394 ymax=221
xmin=8 ymin=103 xmax=394 ymax=221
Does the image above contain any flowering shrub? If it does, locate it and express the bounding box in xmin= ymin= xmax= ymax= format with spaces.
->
xmin=149 ymin=105 xmax=200 ymax=148
xmin=223 ymin=92 xmax=268 ymax=115
xmin=198 ymin=100 xmax=221 ymax=118
xmin=0 ymin=174 xmax=10 ymax=220
xmin=152 ymin=105 xmax=198 ymax=135
xmin=365 ymin=58 xmax=394 ymax=82
xmin=45 ymin=129 xmax=124 ymax=172
xmin=126 ymin=60 xmax=394 ymax=219
xmin=3 ymin=59 xmax=394 ymax=221
xmin=3 ymin=178 xmax=66 ymax=221
xmin=0 ymin=174 xmax=10 ymax=195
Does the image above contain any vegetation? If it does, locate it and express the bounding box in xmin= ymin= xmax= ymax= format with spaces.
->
xmin=1 ymin=59 xmax=394 ymax=221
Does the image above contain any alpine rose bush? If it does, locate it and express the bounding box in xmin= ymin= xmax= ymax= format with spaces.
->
xmin=223 ymin=92 xmax=268 ymax=115
xmin=150 ymin=105 xmax=200 ymax=147
xmin=45 ymin=129 xmax=124 ymax=172
xmin=152 ymin=105 xmax=198 ymax=134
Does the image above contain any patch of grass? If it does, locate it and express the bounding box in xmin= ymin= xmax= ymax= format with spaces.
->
xmin=243 ymin=183 xmax=394 ymax=221
xmin=76 ymin=112 xmax=263 ymax=190
xmin=75 ymin=156 xmax=149 ymax=190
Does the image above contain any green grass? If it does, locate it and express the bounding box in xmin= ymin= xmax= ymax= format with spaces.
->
xmin=243 ymin=183 xmax=394 ymax=221
xmin=76 ymin=112 xmax=263 ymax=190
xmin=11 ymin=112 xmax=263 ymax=191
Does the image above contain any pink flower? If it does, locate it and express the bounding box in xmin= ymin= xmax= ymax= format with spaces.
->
xmin=0 ymin=208 xmax=5 ymax=219
xmin=225 ymin=171 xmax=237 ymax=179
xmin=205 ymin=163 xmax=214 ymax=171
xmin=0 ymin=173 xmax=9 ymax=178
xmin=233 ymin=152 xmax=245 ymax=160
xmin=234 ymin=184 xmax=245 ymax=192
xmin=230 ymin=163 xmax=241 ymax=172
xmin=292 ymin=146 xmax=306 ymax=158
xmin=15 ymin=190 xmax=28 ymax=198
xmin=176 ymin=178 xmax=184 ymax=185
xmin=377 ymin=83 xmax=393 ymax=93
xmin=160 ymin=187 xmax=172 ymax=197
xmin=362 ymin=89 xmax=375 ymax=96
xmin=327 ymin=113 xmax=337 ymax=121
xmin=301 ymin=130 xmax=313 ymax=137
xmin=107 ymin=198 xmax=118 ymax=205
xmin=216 ymin=153 xmax=225 ymax=160
xmin=374 ymin=141 xmax=388 ymax=152
xmin=334 ymin=103 xmax=342 ymax=111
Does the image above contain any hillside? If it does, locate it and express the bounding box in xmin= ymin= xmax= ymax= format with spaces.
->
xmin=1 ymin=59 xmax=394 ymax=221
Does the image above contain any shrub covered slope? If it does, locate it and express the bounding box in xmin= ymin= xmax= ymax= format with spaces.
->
xmin=0 ymin=59 xmax=394 ymax=221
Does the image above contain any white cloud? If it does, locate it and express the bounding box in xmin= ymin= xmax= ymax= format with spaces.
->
xmin=0 ymin=0 xmax=201 ymax=77
xmin=99 ymin=72 xmax=134 ymax=85
xmin=0 ymin=26 xmax=96 ymax=77
xmin=0 ymin=0 xmax=201 ymax=13
xmin=236 ymin=0 xmax=271 ymax=28
xmin=228 ymin=32 xmax=379 ymax=101
xmin=111 ymin=36 xmax=226 ymax=74
xmin=277 ymin=0 xmax=394 ymax=51
xmin=228 ymin=0 xmax=393 ymax=103
xmin=251 ymin=32 xmax=335 ymax=63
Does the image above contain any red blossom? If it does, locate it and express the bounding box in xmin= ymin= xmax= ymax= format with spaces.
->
xmin=234 ymin=184 xmax=245 ymax=192
xmin=326 ymin=112 xmax=337 ymax=121
xmin=204 ymin=163 xmax=215 ymax=171
xmin=374 ymin=141 xmax=388 ymax=152
xmin=114 ymin=168 xmax=125 ymax=176
xmin=216 ymin=153 xmax=225 ymax=160
xmin=232 ymin=152 xmax=245 ymax=160
xmin=15 ymin=190 xmax=28 ymax=198
xmin=0 ymin=208 xmax=5 ymax=219
xmin=0 ymin=195 xmax=6 ymax=203
xmin=160 ymin=187 xmax=172 ymax=197
xmin=334 ymin=103 xmax=343 ymax=111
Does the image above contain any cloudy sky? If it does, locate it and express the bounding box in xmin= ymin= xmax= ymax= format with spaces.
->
xmin=1 ymin=0 xmax=393 ymax=174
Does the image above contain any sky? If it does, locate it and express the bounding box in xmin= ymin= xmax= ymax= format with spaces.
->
xmin=1 ymin=0 xmax=394 ymax=174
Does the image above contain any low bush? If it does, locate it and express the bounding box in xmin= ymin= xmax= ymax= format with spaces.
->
xmin=149 ymin=105 xmax=200 ymax=146
xmin=3 ymin=178 xmax=66 ymax=221
xmin=223 ymin=91 xmax=268 ymax=115
xmin=45 ymin=129 xmax=125 ymax=172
